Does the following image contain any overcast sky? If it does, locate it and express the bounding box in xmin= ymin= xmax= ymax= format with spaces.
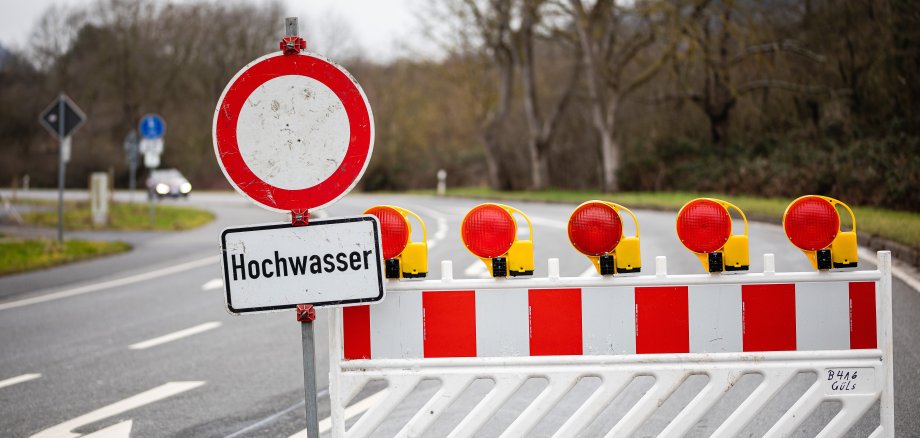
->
xmin=0 ymin=0 xmax=427 ymax=62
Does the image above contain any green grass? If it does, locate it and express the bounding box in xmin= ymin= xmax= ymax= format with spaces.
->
xmin=0 ymin=238 xmax=131 ymax=276
xmin=418 ymin=188 xmax=920 ymax=251
xmin=20 ymin=201 xmax=214 ymax=231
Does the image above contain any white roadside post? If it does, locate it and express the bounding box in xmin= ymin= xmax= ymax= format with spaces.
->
xmin=436 ymin=169 xmax=447 ymax=196
xmin=90 ymin=172 xmax=109 ymax=227
xmin=212 ymin=16 xmax=378 ymax=437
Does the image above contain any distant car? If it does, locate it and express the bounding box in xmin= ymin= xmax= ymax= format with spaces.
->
xmin=146 ymin=168 xmax=192 ymax=199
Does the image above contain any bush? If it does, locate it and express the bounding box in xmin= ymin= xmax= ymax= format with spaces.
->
xmin=620 ymin=136 xmax=920 ymax=212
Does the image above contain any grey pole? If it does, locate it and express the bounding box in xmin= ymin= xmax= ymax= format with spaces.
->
xmin=129 ymin=165 xmax=136 ymax=202
xmin=301 ymin=319 xmax=319 ymax=437
xmin=285 ymin=17 xmax=298 ymax=36
xmin=56 ymin=98 xmax=65 ymax=242
xmin=149 ymin=193 xmax=155 ymax=227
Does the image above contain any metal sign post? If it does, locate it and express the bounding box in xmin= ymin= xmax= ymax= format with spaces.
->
xmin=56 ymin=104 xmax=65 ymax=242
xmin=213 ymin=16 xmax=378 ymax=436
xmin=39 ymin=94 xmax=86 ymax=242
xmin=298 ymin=303 xmax=319 ymax=438
xmin=283 ymin=19 xmax=320 ymax=436
xmin=124 ymin=130 xmax=139 ymax=202
xmin=139 ymin=114 xmax=165 ymax=226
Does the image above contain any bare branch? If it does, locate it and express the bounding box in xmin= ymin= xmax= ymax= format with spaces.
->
xmin=736 ymin=80 xmax=826 ymax=94
xmin=730 ymin=40 xmax=827 ymax=65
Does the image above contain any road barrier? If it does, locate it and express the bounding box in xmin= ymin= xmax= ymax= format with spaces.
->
xmin=328 ymin=252 xmax=893 ymax=437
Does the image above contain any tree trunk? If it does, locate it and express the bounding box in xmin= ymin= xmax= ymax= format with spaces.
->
xmin=571 ymin=0 xmax=621 ymax=193
xmin=709 ymin=106 xmax=731 ymax=150
xmin=525 ymin=138 xmax=549 ymax=190
xmin=517 ymin=0 xmax=547 ymax=191
xmin=482 ymin=44 xmax=514 ymax=190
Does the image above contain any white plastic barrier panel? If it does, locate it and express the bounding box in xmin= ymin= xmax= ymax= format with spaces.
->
xmin=328 ymin=252 xmax=894 ymax=437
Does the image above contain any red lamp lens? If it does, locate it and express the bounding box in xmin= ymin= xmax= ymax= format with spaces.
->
xmin=365 ymin=206 xmax=409 ymax=259
xmin=676 ymin=199 xmax=731 ymax=253
xmin=784 ymin=196 xmax=839 ymax=251
xmin=461 ymin=204 xmax=516 ymax=258
xmin=568 ymin=202 xmax=622 ymax=256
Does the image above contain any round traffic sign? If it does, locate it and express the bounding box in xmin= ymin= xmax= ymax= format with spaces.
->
xmin=212 ymin=52 xmax=374 ymax=212
xmin=139 ymin=114 xmax=165 ymax=139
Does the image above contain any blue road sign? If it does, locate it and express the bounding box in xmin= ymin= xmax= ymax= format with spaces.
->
xmin=139 ymin=114 xmax=165 ymax=139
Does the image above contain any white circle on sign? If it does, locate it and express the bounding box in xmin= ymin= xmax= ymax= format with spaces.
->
xmin=236 ymin=75 xmax=350 ymax=190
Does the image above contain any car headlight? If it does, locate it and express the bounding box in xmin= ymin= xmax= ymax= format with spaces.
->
xmin=180 ymin=182 xmax=192 ymax=194
xmin=156 ymin=183 xmax=170 ymax=195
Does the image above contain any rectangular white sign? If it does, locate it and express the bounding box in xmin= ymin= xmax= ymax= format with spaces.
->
xmin=220 ymin=216 xmax=385 ymax=314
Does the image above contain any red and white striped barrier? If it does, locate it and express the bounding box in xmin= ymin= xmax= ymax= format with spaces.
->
xmin=328 ymin=253 xmax=894 ymax=437
xmin=342 ymin=281 xmax=876 ymax=360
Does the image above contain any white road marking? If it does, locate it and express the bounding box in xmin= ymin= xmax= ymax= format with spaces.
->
xmin=529 ymin=216 xmax=567 ymax=230
xmin=223 ymin=390 xmax=329 ymax=438
xmin=580 ymin=265 xmax=599 ymax=277
xmin=201 ymin=278 xmax=224 ymax=291
xmin=30 ymin=381 xmax=205 ymax=438
xmin=82 ymin=420 xmax=132 ymax=438
xmin=464 ymin=261 xmax=490 ymax=278
xmin=859 ymin=248 xmax=920 ymax=293
xmin=0 ymin=256 xmax=219 ymax=312
xmin=0 ymin=373 xmax=41 ymax=390
xmin=288 ymin=390 xmax=388 ymax=438
xmin=409 ymin=205 xmax=449 ymax=250
xmin=129 ymin=322 xmax=222 ymax=350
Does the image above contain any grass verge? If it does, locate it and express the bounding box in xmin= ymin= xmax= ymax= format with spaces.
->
xmin=0 ymin=238 xmax=131 ymax=276
xmin=20 ymin=201 xmax=214 ymax=231
xmin=419 ymin=187 xmax=920 ymax=252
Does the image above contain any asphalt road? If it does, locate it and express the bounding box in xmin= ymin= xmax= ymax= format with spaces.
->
xmin=0 ymin=191 xmax=917 ymax=437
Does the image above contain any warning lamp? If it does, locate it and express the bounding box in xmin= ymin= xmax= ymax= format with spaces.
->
xmin=783 ymin=195 xmax=857 ymax=270
xmin=363 ymin=205 xmax=428 ymax=279
xmin=676 ymin=198 xmax=750 ymax=273
xmin=460 ymin=203 xmax=534 ymax=277
xmin=567 ymin=201 xmax=641 ymax=275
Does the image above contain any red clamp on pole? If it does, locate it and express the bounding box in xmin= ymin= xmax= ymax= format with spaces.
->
xmin=296 ymin=304 xmax=316 ymax=322
xmin=291 ymin=209 xmax=309 ymax=226
xmin=280 ymin=36 xmax=306 ymax=55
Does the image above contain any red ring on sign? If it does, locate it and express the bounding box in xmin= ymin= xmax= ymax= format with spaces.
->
xmin=214 ymin=54 xmax=372 ymax=211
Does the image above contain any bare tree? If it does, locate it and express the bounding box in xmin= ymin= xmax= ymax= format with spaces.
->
xmin=663 ymin=0 xmax=826 ymax=149
xmin=462 ymin=0 xmax=515 ymax=189
xmin=568 ymin=0 xmax=676 ymax=192
xmin=515 ymin=0 xmax=581 ymax=190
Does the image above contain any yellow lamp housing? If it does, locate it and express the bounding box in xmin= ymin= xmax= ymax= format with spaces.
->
xmin=363 ymin=205 xmax=428 ymax=279
xmin=566 ymin=201 xmax=641 ymax=276
xmin=675 ymin=198 xmax=750 ymax=273
xmin=460 ymin=203 xmax=534 ymax=278
xmin=782 ymin=195 xmax=857 ymax=271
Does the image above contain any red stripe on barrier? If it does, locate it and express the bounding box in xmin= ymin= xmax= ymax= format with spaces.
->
xmin=849 ymin=282 xmax=878 ymax=349
xmin=635 ymin=286 xmax=689 ymax=354
xmin=529 ymin=289 xmax=583 ymax=356
xmin=343 ymin=305 xmax=371 ymax=360
xmin=423 ymin=291 xmax=477 ymax=358
xmin=742 ymin=284 xmax=796 ymax=351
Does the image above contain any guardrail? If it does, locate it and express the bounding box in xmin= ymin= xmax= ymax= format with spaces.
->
xmin=327 ymin=252 xmax=894 ymax=437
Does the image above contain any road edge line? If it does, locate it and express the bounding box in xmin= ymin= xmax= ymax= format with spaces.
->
xmin=0 ymin=256 xmax=219 ymax=312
